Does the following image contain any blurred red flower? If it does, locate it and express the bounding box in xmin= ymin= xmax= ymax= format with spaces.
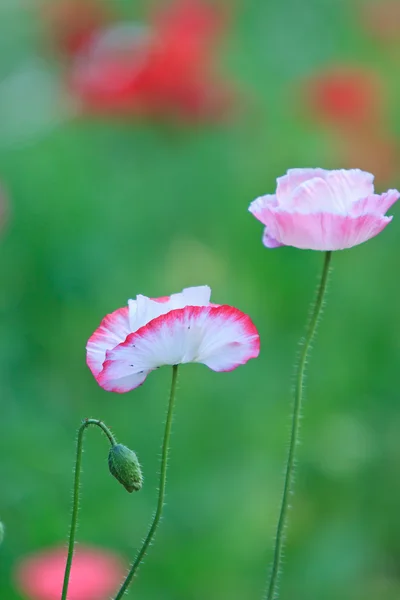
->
xmin=299 ymin=64 xmax=398 ymax=187
xmin=41 ymin=0 xmax=111 ymax=56
xmin=67 ymin=0 xmax=233 ymax=120
xmin=302 ymin=66 xmax=384 ymax=130
xmin=14 ymin=545 xmax=125 ymax=600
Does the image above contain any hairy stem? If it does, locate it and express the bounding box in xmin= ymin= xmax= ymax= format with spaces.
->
xmin=61 ymin=419 xmax=116 ymax=600
xmin=266 ymin=251 xmax=332 ymax=600
xmin=113 ymin=364 xmax=179 ymax=599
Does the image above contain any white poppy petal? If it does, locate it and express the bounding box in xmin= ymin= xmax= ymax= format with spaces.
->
xmin=98 ymin=368 xmax=149 ymax=394
xmin=176 ymin=285 xmax=212 ymax=306
xmin=128 ymin=285 xmax=211 ymax=331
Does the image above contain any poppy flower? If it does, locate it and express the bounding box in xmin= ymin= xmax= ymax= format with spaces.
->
xmin=86 ymin=286 xmax=260 ymax=393
xmin=303 ymin=66 xmax=383 ymax=130
xmin=14 ymin=545 xmax=125 ymax=600
xmin=249 ymin=168 xmax=399 ymax=251
xmin=68 ymin=23 xmax=152 ymax=115
xmin=69 ymin=0 xmax=233 ymax=119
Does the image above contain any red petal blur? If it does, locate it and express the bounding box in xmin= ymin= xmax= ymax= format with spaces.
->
xmin=14 ymin=545 xmax=125 ymax=600
xmin=67 ymin=0 xmax=234 ymax=120
xmin=302 ymin=66 xmax=384 ymax=130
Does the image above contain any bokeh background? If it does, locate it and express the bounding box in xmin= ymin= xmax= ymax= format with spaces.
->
xmin=1 ymin=0 xmax=400 ymax=599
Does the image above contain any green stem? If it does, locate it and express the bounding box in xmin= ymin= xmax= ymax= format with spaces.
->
xmin=113 ymin=364 xmax=179 ymax=600
xmin=266 ymin=251 xmax=332 ymax=600
xmin=61 ymin=419 xmax=117 ymax=600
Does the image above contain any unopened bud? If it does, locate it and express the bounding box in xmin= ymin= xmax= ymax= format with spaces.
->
xmin=108 ymin=444 xmax=143 ymax=493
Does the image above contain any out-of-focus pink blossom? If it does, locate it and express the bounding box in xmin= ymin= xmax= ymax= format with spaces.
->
xmin=249 ymin=168 xmax=399 ymax=251
xmin=68 ymin=0 xmax=234 ymax=120
xmin=14 ymin=545 xmax=125 ymax=600
xmin=302 ymin=66 xmax=383 ymax=130
xmin=86 ymin=286 xmax=260 ymax=393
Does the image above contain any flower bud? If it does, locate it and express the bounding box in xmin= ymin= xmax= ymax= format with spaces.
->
xmin=108 ymin=444 xmax=143 ymax=493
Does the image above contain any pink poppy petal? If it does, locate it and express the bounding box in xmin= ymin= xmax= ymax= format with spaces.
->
xmin=324 ymin=169 xmax=375 ymax=207
xmin=276 ymin=168 xmax=330 ymax=201
xmin=98 ymin=305 xmax=259 ymax=392
xmin=86 ymin=306 xmax=130 ymax=377
xmin=290 ymin=177 xmax=338 ymax=213
xmin=351 ymin=189 xmax=400 ymax=217
xmin=259 ymin=208 xmax=392 ymax=250
xmin=262 ymin=227 xmax=284 ymax=248
xmin=14 ymin=545 xmax=125 ymax=600
xmin=192 ymin=305 xmax=260 ymax=371
xmin=288 ymin=170 xmax=375 ymax=214
xmin=276 ymin=168 xmax=374 ymax=211
xmin=248 ymin=194 xmax=279 ymax=223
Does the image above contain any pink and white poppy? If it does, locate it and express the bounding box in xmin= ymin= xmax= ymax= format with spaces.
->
xmin=86 ymin=286 xmax=260 ymax=393
xmin=249 ymin=168 xmax=400 ymax=251
xmin=14 ymin=545 xmax=125 ymax=600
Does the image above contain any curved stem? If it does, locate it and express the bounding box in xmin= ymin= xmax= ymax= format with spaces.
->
xmin=61 ymin=419 xmax=117 ymax=600
xmin=113 ymin=364 xmax=179 ymax=600
xmin=266 ymin=251 xmax=332 ymax=600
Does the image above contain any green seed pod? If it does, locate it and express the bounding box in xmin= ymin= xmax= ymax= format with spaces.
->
xmin=108 ymin=444 xmax=143 ymax=493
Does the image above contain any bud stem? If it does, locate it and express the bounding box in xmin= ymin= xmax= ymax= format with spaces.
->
xmin=113 ymin=364 xmax=179 ymax=599
xmin=61 ymin=419 xmax=117 ymax=600
xmin=266 ymin=251 xmax=332 ymax=600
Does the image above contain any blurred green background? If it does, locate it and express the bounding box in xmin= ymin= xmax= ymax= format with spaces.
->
xmin=1 ymin=0 xmax=400 ymax=599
